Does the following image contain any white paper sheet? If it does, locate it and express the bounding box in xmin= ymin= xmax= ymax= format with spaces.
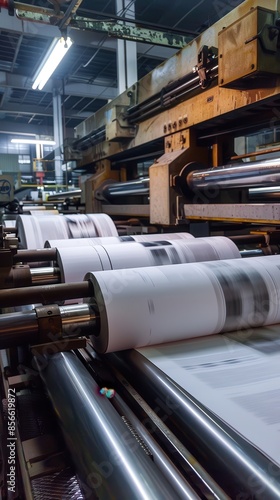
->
xmin=138 ymin=325 xmax=280 ymax=468
xmin=85 ymin=254 xmax=280 ymax=467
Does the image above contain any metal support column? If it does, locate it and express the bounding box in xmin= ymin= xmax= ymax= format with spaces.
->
xmin=116 ymin=0 xmax=137 ymax=94
xmin=53 ymin=88 xmax=64 ymax=185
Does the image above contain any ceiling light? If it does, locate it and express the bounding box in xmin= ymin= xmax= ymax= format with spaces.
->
xmin=32 ymin=37 xmax=73 ymax=91
xmin=11 ymin=139 xmax=56 ymax=145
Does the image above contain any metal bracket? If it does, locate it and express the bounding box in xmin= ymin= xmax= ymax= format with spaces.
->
xmin=35 ymin=305 xmax=62 ymax=344
xmin=195 ymin=45 xmax=218 ymax=89
xmin=30 ymin=337 xmax=87 ymax=356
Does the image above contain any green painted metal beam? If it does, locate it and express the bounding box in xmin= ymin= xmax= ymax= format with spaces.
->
xmin=15 ymin=10 xmax=193 ymax=48
xmin=72 ymin=17 xmax=193 ymax=48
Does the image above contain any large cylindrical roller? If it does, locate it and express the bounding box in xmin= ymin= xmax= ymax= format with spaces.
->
xmin=16 ymin=213 xmax=118 ymax=248
xmin=86 ymin=254 xmax=280 ymax=353
xmin=17 ymin=214 xmax=69 ymax=249
xmin=57 ymin=236 xmax=240 ymax=284
xmin=186 ymin=158 xmax=280 ymax=191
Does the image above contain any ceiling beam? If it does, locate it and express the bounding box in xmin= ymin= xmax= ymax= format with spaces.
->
xmin=0 ymin=120 xmax=53 ymax=135
xmin=0 ymin=9 xmax=177 ymax=58
xmin=0 ymin=120 xmax=75 ymax=137
xmin=63 ymin=82 xmax=116 ymax=100
xmin=71 ymin=17 xmax=193 ymax=49
xmin=0 ymin=9 xmax=61 ymax=38
xmin=13 ymin=3 xmax=194 ymax=49
xmin=0 ymin=103 xmax=91 ymax=119
xmin=0 ymin=7 xmax=177 ymax=129
xmin=0 ymin=71 xmax=117 ymax=99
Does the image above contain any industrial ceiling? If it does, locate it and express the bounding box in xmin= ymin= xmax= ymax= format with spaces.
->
xmin=0 ymin=0 xmax=244 ymax=136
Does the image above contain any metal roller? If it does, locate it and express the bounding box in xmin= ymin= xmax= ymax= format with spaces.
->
xmin=0 ymin=309 xmax=39 ymax=347
xmin=101 ymin=178 xmax=150 ymax=202
xmin=0 ymin=303 xmax=97 ymax=347
xmin=36 ymin=352 xmax=182 ymax=500
xmin=249 ymin=186 xmax=280 ymax=201
xmin=89 ymin=157 xmax=280 ymax=204
xmin=186 ymin=158 xmax=280 ymax=191
xmin=47 ymin=189 xmax=82 ymax=201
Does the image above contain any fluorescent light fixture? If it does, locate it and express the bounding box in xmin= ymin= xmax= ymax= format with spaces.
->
xmin=32 ymin=37 xmax=73 ymax=91
xmin=11 ymin=139 xmax=56 ymax=145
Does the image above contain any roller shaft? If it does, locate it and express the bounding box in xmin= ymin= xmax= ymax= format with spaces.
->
xmin=30 ymin=267 xmax=61 ymax=285
xmin=14 ymin=248 xmax=57 ymax=263
xmin=0 ymin=281 xmax=92 ymax=308
xmin=0 ymin=303 xmax=97 ymax=348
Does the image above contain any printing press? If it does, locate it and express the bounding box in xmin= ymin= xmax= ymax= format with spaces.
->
xmin=3 ymin=0 xmax=280 ymax=498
